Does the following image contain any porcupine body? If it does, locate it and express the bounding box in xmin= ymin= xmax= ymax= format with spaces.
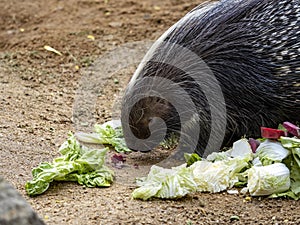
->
xmin=121 ymin=0 xmax=300 ymax=157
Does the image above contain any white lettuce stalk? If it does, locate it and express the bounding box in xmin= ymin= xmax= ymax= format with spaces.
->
xmin=229 ymin=138 xmax=253 ymax=158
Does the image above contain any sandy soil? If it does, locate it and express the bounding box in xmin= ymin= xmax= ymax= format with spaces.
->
xmin=1 ymin=0 xmax=300 ymax=224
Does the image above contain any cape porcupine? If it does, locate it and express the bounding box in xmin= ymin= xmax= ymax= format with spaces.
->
xmin=121 ymin=0 xmax=300 ymax=159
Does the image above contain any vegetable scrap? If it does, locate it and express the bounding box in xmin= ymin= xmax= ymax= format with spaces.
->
xmin=26 ymin=120 xmax=130 ymax=196
xmin=132 ymin=164 xmax=198 ymax=200
xmin=132 ymin=139 xmax=252 ymax=200
xmin=111 ymin=153 xmax=126 ymax=169
xmin=133 ymin=122 xmax=300 ymax=200
xmin=261 ymin=127 xmax=286 ymax=139
xmin=75 ymin=120 xmax=131 ymax=153
xmin=283 ymin=122 xmax=300 ymax=138
xmin=26 ymin=119 xmax=300 ymax=202
xmin=248 ymin=138 xmax=260 ymax=153
xmin=25 ymin=133 xmax=114 ymax=196
xmin=246 ymin=163 xmax=290 ymax=196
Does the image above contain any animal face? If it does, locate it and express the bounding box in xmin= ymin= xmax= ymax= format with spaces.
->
xmin=122 ymin=96 xmax=174 ymax=152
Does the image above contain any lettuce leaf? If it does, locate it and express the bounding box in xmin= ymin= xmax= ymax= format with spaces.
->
xmin=255 ymin=140 xmax=290 ymax=166
xmin=247 ymin=163 xmax=290 ymax=196
xmin=76 ymin=121 xmax=131 ymax=153
xmin=280 ymin=136 xmax=300 ymax=148
xmin=271 ymin=137 xmax=300 ymax=200
xmin=206 ymin=139 xmax=253 ymax=162
xmin=132 ymin=164 xmax=197 ymax=200
xmin=25 ymin=133 xmax=114 ymax=196
xmin=191 ymin=155 xmax=252 ymax=192
xmin=184 ymin=153 xmax=202 ymax=166
xmin=229 ymin=138 xmax=253 ymax=158
xmin=206 ymin=151 xmax=230 ymax=162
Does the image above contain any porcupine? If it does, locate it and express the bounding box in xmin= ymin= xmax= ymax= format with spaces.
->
xmin=120 ymin=0 xmax=300 ymax=159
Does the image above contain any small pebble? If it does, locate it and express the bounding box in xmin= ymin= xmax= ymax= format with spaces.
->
xmin=244 ymin=196 xmax=252 ymax=202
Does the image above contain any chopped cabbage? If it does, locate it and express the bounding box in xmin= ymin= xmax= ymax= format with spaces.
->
xmin=247 ymin=163 xmax=290 ymax=196
xmin=132 ymin=164 xmax=197 ymax=200
xmin=132 ymin=150 xmax=252 ymax=200
xmin=255 ymin=140 xmax=290 ymax=165
xmin=25 ymin=133 xmax=114 ymax=196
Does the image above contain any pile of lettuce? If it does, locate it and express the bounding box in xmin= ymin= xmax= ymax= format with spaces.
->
xmin=26 ymin=133 xmax=116 ymax=196
xmin=132 ymin=137 xmax=300 ymax=200
xmin=26 ymin=120 xmax=132 ymax=196
xmin=26 ymin=119 xmax=300 ymax=201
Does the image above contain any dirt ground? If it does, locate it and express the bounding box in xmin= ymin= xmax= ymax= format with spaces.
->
xmin=1 ymin=0 xmax=300 ymax=224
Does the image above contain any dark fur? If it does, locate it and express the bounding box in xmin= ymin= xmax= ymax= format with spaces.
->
xmin=121 ymin=0 xmax=300 ymax=156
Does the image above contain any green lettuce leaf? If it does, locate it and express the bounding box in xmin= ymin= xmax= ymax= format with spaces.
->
xmin=132 ymin=164 xmax=198 ymax=200
xmin=191 ymin=155 xmax=251 ymax=192
xmin=273 ymin=137 xmax=300 ymax=199
xmin=247 ymin=163 xmax=290 ymax=196
xmin=270 ymin=190 xmax=300 ymax=200
xmin=206 ymin=151 xmax=230 ymax=162
xmin=65 ymin=167 xmax=114 ymax=187
xmin=184 ymin=153 xmax=202 ymax=166
xmin=290 ymin=148 xmax=300 ymax=195
xmin=76 ymin=121 xmax=131 ymax=153
xmin=25 ymin=133 xmax=114 ymax=196
xmin=280 ymin=136 xmax=300 ymax=148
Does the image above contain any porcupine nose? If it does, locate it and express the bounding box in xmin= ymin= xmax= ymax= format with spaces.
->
xmin=125 ymin=117 xmax=167 ymax=152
